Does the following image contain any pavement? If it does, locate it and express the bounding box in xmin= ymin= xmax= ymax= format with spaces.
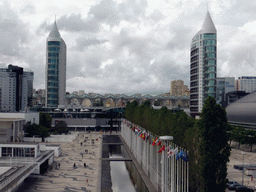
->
xmin=226 ymin=142 xmax=256 ymax=191
xmin=16 ymin=132 xmax=102 ymax=192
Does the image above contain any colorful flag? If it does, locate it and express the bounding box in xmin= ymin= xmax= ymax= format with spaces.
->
xmin=158 ymin=145 xmax=165 ymax=153
xmin=167 ymin=147 xmax=178 ymax=158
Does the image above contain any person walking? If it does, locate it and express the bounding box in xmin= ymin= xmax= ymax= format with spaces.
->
xmin=84 ymin=163 xmax=86 ymax=168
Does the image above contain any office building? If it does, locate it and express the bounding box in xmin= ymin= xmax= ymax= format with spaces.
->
xmin=216 ymin=77 xmax=235 ymax=107
xmin=190 ymin=11 xmax=217 ymax=115
xmin=170 ymin=80 xmax=189 ymax=96
xmin=45 ymin=20 xmax=67 ymax=108
xmin=0 ymin=65 xmax=33 ymax=112
xmin=236 ymin=76 xmax=256 ymax=93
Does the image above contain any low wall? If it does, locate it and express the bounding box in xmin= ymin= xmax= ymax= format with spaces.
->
xmin=24 ymin=133 xmax=78 ymax=143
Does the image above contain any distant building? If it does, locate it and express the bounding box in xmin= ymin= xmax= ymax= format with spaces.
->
xmin=236 ymin=76 xmax=256 ymax=93
xmin=0 ymin=65 xmax=33 ymax=112
xmin=78 ymin=90 xmax=85 ymax=96
xmin=170 ymin=80 xmax=188 ymax=96
xmin=190 ymin=11 xmax=217 ymax=116
xmin=216 ymin=77 xmax=235 ymax=107
xmin=223 ymin=91 xmax=249 ymax=108
xmin=45 ymin=20 xmax=67 ymax=108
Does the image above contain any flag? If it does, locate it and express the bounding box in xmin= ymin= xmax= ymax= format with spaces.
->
xmin=157 ymin=140 xmax=161 ymax=146
xmin=152 ymin=137 xmax=157 ymax=146
xmin=158 ymin=145 xmax=165 ymax=153
xmin=167 ymin=147 xmax=178 ymax=158
xmin=176 ymin=149 xmax=183 ymax=160
xmin=181 ymin=151 xmax=188 ymax=162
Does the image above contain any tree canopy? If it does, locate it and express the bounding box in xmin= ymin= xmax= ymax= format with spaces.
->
xmin=125 ymin=97 xmax=231 ymax=192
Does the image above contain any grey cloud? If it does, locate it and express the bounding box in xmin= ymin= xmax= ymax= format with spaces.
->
xmin=20 ymin=4 xmax=35 ymax=14
xmin=37 ymin=0 xmax=147 ymax=35
xmin=88 ymin=0 xmax=120 ymax=27
xmin=148 ymin=10 xmax=164 ymax=21
xmin=0 ymin=4 xmax=29 ymax=57
xmin=75 ymin=38 xmax=109 ymax=51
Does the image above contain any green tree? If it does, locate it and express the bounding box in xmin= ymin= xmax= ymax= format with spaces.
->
xmin=241 ymin=130 xmax=256 ymax=152
xmin=40 ymin=113 xmax=52 ymax=128
xmin=54 ymin=121 xmax=69 ymax=134
xmin=231 ymin=126 xmax=245 ymax=149
xmin=24 ymin=122 xmax=50 ymax=140
xmin=198 ymin=96 xmax=230 ymax=192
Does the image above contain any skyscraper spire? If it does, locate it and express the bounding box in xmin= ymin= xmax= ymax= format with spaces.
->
xmin=47 ymin=20 xmax=61 ymax=41
xmin=201 ymin=11 xmax=216 ymax=33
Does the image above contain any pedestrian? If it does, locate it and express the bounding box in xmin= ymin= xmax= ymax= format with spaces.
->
xmin=84 ymin=163 xmax=86 ymax=168
xmin=82 ymin=153 xmax=83 ymax=158
xmin=73 ymin=163 xmax=76 ymax=168
xmin=80 ymin=142 xmax=83 ymax=146
xmin=58 ymin=163 xmax=60 ymax=168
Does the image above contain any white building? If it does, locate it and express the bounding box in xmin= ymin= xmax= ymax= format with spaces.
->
xmin=236 ymin=76 xmax=256 ymax=93
xmin=190 ymin=11 xmax=217 ymax=116
xmin=0 ymin=112 xmax=39 ymax=142
xmin=0 ymin=65 xmax=33 ymax=112
xmin=45 ymin=20 xmax=67 ymax=108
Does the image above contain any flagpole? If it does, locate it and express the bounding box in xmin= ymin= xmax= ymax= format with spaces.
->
xmin=171 ymin=143 xmax=174 ymax=192
xmin=187 ymin=151 xmax=189 ymax=192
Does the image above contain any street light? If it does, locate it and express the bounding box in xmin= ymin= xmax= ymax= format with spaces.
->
xmin=159 ymin=136 xmax=173 ymax=192
xmin=242 ymin=152 xmax=245 ymax=185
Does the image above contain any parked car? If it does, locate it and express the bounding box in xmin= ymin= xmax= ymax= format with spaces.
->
xmin=227 ymin=180 xmax=238 ymax=187
xmin=228 ymin=183 xmax=243 ymax=190
xmin=235 ymin=186 xmax=254 ymax=192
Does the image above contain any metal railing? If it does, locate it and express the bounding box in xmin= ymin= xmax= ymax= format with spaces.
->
xmin=121 ymin=119 xmax=189 ymax=192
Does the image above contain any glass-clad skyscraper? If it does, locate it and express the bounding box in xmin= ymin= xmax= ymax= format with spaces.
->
xmin=190 ymin=11 xmax=217 ymax=115
xmin=46 ymin=21 xmax=66 ymax=108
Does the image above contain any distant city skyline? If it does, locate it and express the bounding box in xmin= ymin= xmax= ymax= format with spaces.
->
xmin=0 ymin=1 xmax=256 ymax=95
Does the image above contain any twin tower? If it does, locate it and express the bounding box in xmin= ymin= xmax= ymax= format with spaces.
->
xmin=45 ymin=12 xmax=217 ymax=112
xmin=45 ymin=21 xmax=66 ymax=108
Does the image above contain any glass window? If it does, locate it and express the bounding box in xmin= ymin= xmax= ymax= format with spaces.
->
xmin=48 ymin=88 xmax=58 ymax=93
xmin=205 ymin=60 xmax=216 ymax=66
xmin=48 ymin=53 xmax=58 ymax=57
xmin=203 ymin=40 xmax=216 ymax=46
xmin=203 ymin=34 xmax=216 ymax=39
xmin=205 ymin=46 xmax=216 ymax=52
xmin=204 ymin=53 xmax=216 ymax=59
xmin=48 ymin=47 xmax=60 ymax=51
xmin=2 ymin=147 xmax=12 ymax=157
xmin=48 ymin=41 xmax=60 ymax=46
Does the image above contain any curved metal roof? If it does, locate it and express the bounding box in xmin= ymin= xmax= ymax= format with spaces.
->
xmin=226 ymin=91 xmax=256 ymax=124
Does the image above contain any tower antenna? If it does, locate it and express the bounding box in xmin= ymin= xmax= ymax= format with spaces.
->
xmin=206 ymin=0 xmax=209 ymax=11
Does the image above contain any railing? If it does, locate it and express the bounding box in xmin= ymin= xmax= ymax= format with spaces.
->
xmin=121 ymin=119 xmax=189 ymax=192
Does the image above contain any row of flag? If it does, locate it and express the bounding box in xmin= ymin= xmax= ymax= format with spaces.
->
xmin=123 ymin=120 xmax=188 ymax=162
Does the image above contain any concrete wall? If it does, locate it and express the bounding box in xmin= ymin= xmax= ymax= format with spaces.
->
xmin=45 ymin=133 xmax=78 ymax=143
xmin=23 ymin=137 xmax=42 ymax=142
xmin=0 ymin=112 xmax=39 ymax=124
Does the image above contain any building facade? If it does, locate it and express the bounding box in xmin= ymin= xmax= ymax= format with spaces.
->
xmin=170 ymin=80 xmax=188 ymax=96
xmin=0 ymin=65 xmax=33 ymax=112
xmin=236 ymin=76 xmax=256 ymax=93
xmin=216 ymin=77 xmax=235 ymax=107
xmin=190 ymin=11 xmax=217 ymax=115
xmin=45 ymin=21 xmax=66 ymax=108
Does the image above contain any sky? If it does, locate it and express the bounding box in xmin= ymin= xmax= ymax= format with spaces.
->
xmin=0 ymin=0 xmax=256 ymax=95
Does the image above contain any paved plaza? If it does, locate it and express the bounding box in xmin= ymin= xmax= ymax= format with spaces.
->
xmin=16 ymin=132 xmax=102 ymax=192
xmin=227 ymin=143 xmax=256 ymax=191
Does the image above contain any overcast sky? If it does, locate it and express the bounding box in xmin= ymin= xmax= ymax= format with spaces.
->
xmin=0 ymin=0 xmax=256 ymax=95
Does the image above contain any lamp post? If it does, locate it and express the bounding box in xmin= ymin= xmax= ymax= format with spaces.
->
xmin=159 ymin=136 xmax=173 ymax=192
xmin=242 ymin=152 xmax=245 ymax=185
